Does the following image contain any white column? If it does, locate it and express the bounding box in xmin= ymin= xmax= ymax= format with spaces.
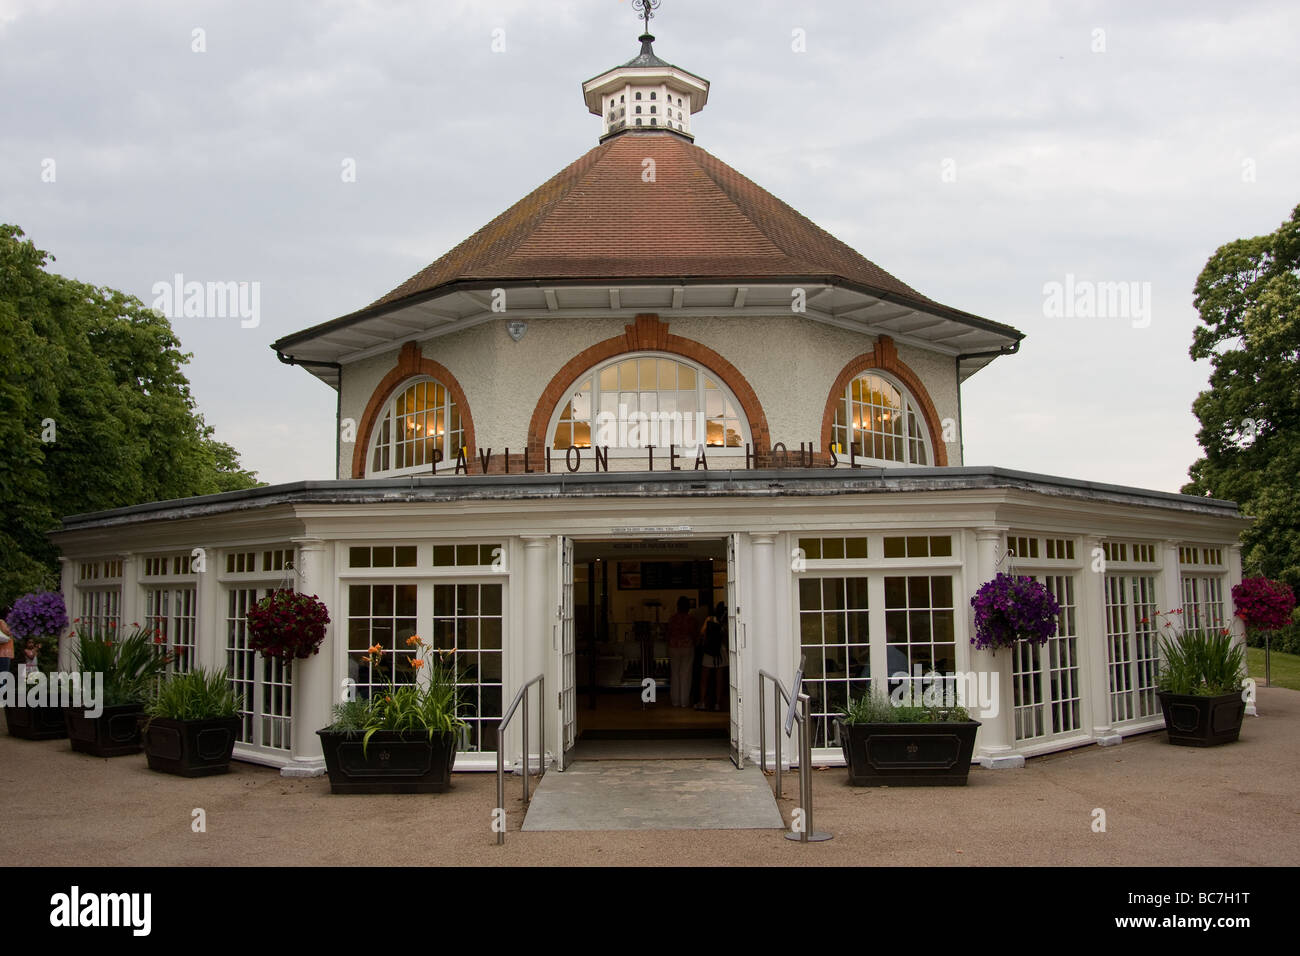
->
xmin=521 ymin=535 xmax=551 ymax=770
xmin=970 ymin=527 xmax=1023 ymax=769
xmin=1160 ymin=540 xmax=1183 ymax=631
xmin=195 ymin=546 xmax=222 ymax=675
xmin=751 ymin=533 xmax=778 ymax=766
xmin=1227 ymin=545 xmax=1254 ymax=715
xmin=57 ymin=557 xmax=74 ymax=671
xmin=119 ymin=551 xmax=139 ymax=633
xmin=1081 ymin=535 xmax=1120 ymax=745
xmin=282 ymin=537 xmax=331 ymax=777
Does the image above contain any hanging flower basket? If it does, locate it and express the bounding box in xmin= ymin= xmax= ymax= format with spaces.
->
xmin=1231 ymin=576 xmax=1296 ymax=632
xmin=970 ymin=573 xmax=1060 ymax=653
xmin=246 ymin=590 xmax=330 ymax=661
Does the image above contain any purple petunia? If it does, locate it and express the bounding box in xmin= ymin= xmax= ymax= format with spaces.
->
xmin=6 ymin=591 xmax=70 ymax=640
xmin=970 ymin=573 xmax=1060 ymax=653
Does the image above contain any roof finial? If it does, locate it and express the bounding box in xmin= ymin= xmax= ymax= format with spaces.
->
xmin=632 ymin=0 xmax=660 ymax=37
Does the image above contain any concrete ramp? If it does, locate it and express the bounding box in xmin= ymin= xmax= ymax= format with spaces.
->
xmin=521 ymin=759 xmax=785 ymax=831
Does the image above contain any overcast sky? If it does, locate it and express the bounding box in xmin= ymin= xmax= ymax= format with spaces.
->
xmin=3 ymin=0 xmax=1297 ymax=493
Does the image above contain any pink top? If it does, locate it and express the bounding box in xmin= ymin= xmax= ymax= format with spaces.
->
xmin=666 ymin=612 xmax=696 ymax=649
xmin=0 ymin=620 xmax=13 ymax=659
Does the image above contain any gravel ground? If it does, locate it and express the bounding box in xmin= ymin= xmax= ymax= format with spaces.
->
xmin=3 ymin=687 xmax=1297 ymax=867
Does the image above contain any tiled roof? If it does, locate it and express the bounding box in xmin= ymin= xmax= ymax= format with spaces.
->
xmin=367 ymin=131 xmax=944 ymax=312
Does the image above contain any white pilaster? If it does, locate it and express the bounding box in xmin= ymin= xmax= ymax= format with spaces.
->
xmin=195 ymin=546 xmax=222 ymax=675
xmin=520 ymin=535 xmax=551 ymax=769
xmin=58 ymin=557 xmax=74 ymax=671
xmin=751 ymin=532 xmax=778 ymax=765
xmin=971 ymin=527 xmax=1023 ymax=769
xmin=1160 ymin=540 xmax=1183 ymax=631
xmin=282 ymin=537 xmax=331 ymax=778
xmin=1081 ymin=535 xmax=1120 ymax=745
xmin=1227 ymin=545 xmax=1254 ymax=715
xmin=119 ymin=551 xmax=139 ymax=633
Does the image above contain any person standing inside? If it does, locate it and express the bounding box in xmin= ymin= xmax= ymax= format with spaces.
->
xmin=665 ymin=596 xmax=697 ymax=708
xmin=696 ymin=602 xmax=728 ymax=711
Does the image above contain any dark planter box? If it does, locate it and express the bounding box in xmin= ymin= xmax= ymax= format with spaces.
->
xmin=1157 ymin=690 xmax=1245 ymax=747
xmin=64 ymin=703 xmax=145 ymax=757
xmin=836 ymin=718 xmax=981 ymax=786
xmin=3 ymin=704 xmax=68 ymax=740
xmin=143 ymin=716 xmax=242 ymax=777
xmin=317 ymin=728 xmax=457 ymax=794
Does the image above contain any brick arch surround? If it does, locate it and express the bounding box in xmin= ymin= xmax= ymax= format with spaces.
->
xmin=819 ymin=336 xmax=949 ymax=467
xmin=527 ymin=314 xmax=771 ymax=456
xmin=351 ymin=341 xmax=477 ymax=478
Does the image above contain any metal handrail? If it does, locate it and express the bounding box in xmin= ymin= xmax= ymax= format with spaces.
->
xmin=495 ymin=673 xmax=545 ymax=846
xmin=758 ymin=668 xmax=831 ymax=844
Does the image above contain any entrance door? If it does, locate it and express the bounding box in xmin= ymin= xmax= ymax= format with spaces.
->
xmin=727 ymin=533 xmax=744 ymax=768
xmin=556 ymin=536 xmax=577 ymax=769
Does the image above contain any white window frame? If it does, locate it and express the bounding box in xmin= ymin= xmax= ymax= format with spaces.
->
xmin=830 ymin=369 xmax=932 ymax=467
xmin=546 ymin=351 xmax=751 ymax=459
xmin=366 ymin=375 xmax=464 ymax=477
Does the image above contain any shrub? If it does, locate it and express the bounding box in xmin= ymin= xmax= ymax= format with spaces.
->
xmin=1157 ymin=627 xmax=1245 ymax=697
xmin=71 ymin=624 xmax=172 ymax=706
xmin=146 ymin=668 xmax=242 ymax=722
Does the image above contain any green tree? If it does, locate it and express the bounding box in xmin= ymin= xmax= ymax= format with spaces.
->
xmin=0 ymin=225 xmax=261 ymax=609
xmin=1183 ymin=203 xmax=1300 ymax=590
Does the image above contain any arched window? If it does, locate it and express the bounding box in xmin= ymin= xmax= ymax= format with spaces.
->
xmin=550 ymin=354 xmax=748 ymax=453
xmin=369 ymin=377 xmax=463 ymax=474
xmin=831 ymin=372 xmax=930 ymax=465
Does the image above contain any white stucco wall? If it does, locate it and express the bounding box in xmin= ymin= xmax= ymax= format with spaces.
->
xmin=337 ymin=314 xmax=964 ymax=478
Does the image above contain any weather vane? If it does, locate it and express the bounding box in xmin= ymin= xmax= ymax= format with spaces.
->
xmin=632 ymin=0 xmax=660 ymax=34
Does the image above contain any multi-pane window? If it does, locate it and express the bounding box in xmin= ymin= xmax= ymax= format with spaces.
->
xmin=370 ymin=377 xmax=463 ymax=474
xmin=76 ymin=559 xmax=122 ymax=635
xmin=347 ymin=584 xmax=419 ymax=696
xmin=143 ymin=552 xmax=198 ymax=673
xmin=432 ymin=583 xmax=504 ymax=753
xmin=882 ymin=535 xmax=952 ymax=559
xmin=831 ymin=373 xmax=929 ymax=465
xmin=797 ymin=537 xmax=868 ymax=560
xmin=349 ymin=546 xmax=418 ymax=569
xmin=1105 ymin=574 xmax=1160 ymax=723
xmin=78 ymin=589 xmax=121 ymax=635
xmin=552 ymin=354 xmax=746 ymax=451
xmin=883 ymin=575 xmax=957 ymax=698
xmin=226 ymin=587 xmax=292 ymax=752
xmin=144 ymin=585 xmax=197 ymax=674
xmin=1181 ymin=576 xmax=1226 ymax=634
xmin=1179 ymin=545 xmax=1226 ymax=635
xmin=1012 ymin=574 xmax=1081 ymax=741
xmin=797 ymin=577 xmax=870 ymax=749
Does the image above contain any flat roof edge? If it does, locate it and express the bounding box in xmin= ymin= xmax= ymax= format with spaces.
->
xmin=52 ymin=467 xmax=1244 ymax=534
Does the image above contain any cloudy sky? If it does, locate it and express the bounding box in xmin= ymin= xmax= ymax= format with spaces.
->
xmin=2 ymin=0 xmax=1296 ymax=492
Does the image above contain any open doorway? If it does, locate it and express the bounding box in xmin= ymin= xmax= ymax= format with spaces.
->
xmin=570 ymin=538 xmax=730 ymax=755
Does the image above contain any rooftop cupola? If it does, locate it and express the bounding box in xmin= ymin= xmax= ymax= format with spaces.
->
xmin=582 ymin=0 xmax=709 ymax=143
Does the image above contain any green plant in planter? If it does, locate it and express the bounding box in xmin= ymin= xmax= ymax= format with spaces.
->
xmin=71 ymin=624 xmax=172 ymax=706
xmin=842 ymin=685 xmax=972 ymax=724
xmin=1155 ymin=611 xmax=1245 ymax=696
xmin=145 ymin=668 xmax=242 ymax=722
xmin=326 ymin=635 xmax=468 ymax=754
